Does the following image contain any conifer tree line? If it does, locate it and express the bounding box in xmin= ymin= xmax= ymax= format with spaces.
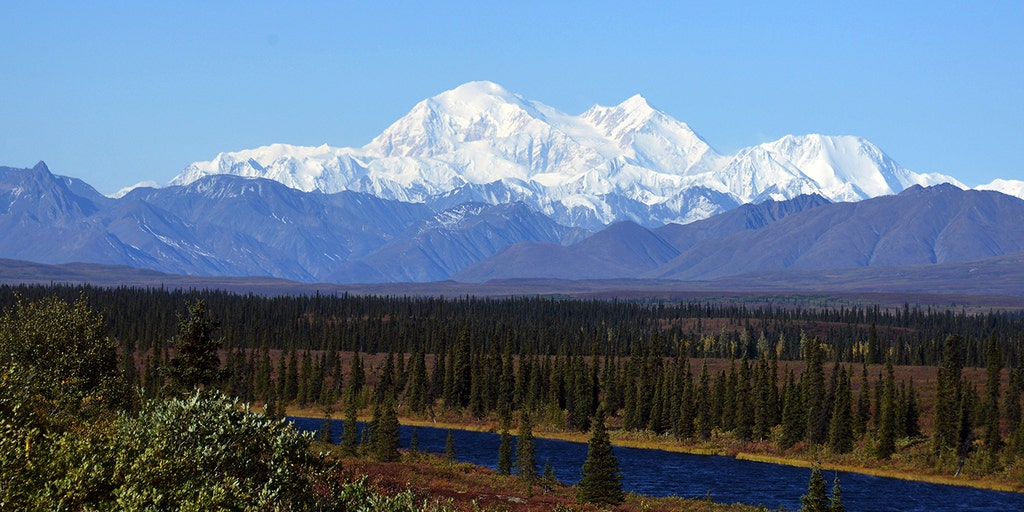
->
xmin=3 ymin=283 xmax=1023 ymax=367
xmin=5 ymin=284 xmax=1024 ymax=467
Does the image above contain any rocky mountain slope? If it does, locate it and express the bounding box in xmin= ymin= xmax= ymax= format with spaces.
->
xmin=169 ymin=81 xmax=959 ymax=230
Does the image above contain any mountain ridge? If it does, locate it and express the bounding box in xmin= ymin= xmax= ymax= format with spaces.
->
xmin=168 ymin=81 xmax=962 ymax=229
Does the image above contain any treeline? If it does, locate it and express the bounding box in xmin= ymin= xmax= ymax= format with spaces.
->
xmin=4 ymin=284 xmax=1024 ymax=479
xmin=2 ymin=283 xmax=1024 ymax=366
xmin=195 ymin=325 xmax=1024 ymax=470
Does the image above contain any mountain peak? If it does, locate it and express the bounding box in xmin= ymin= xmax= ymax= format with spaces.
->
xmin=618 ymin=94 xmax=654 ymax=112
xmin=426 ymin=81 xmax=532 ymax=116
xmin=171 ymin=82 xmax=964 ymax=228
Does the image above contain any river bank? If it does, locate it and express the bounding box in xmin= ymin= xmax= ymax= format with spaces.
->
xmin=287 ymin=407 xmax=1024 ymax=495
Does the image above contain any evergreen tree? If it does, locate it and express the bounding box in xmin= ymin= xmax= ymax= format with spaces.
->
xmin=340 ymin=390 xmax=359 ymax=456
xmin=374 ymin=350 xmax=395 ymax=404
xmin=854 ymin=363 xmax=871 ymax=437
xmin=1005 ymin=367 xmax=1022 ymax=442
xmin=829 ymin=474 xmax=845 ymax=512
xmin=904 ymin=379 xmax=921 ymax=438
xmin=866 ymin=323 xmax=880 ymax=365
xmin=410 ymin=427 xmax=419 ymax=454
xmin=371 ymin=399 xmax=401 ymax=462
xmin=694 ymin=360 xmax=712 ymax=440
xmin=803 ymin=338 xmax=828 ymax=445
xmin=780 ymin=370 xmax=804 ymax=449
xmin=407 ymin=349 xmax=428 ymax=414
xmin=874 ymin=357 xmax=897 ymax=459
xmin=349 ymin=350 xmax=365 ymax=397
xmin=577 ymin=408 xmax=624 ymax=506
xmin=296 ymin=349 xmax=313 ymax=408
xmin=955 ymin=381 xmax=977 ymax=470
xmin=828 ymin=364 xmax=853 ymax=454
xmin=734 ymin=356 xmax=754 ymax=440
xmin=934 ymin=335 xmax=965 ymax=456
xmin=542 ymin=460 xmax=557 ymax=489
xmin=752 ymin=353 xmax=773 ymax=440
xmin=498 ymin=427 xmax=513 ymax=475
xmin=800 ymin=466 xmax=829 ymax=512
xmin=983 ymin=336 xmax=1003 ymax=459
xmin=445 ymin=428 xmax=457 ymax=461
xmin=317 ymin=409 xmax=334 ymax=445
xmin=166 ymin=300 xmax=227 ymax=393
xmin=283 ymin=349 xmax=299 ymax=403
xmin=516 ymin=410 xmax=537 ymax=482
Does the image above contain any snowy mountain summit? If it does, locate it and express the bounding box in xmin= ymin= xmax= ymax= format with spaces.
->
xmin=173 ymin=81 xmax=961 ymax=229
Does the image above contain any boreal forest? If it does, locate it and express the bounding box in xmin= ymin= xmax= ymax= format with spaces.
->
xmin=3 ymin=283 xmax=1024 ymax=509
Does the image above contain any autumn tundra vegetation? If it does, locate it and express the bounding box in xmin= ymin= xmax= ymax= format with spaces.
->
xmin=2 ymin=284 xmax=1024 ymax=509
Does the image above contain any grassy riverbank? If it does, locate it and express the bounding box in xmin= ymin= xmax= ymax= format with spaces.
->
xmin=287 ymin=406 xmax=1024 ymax=495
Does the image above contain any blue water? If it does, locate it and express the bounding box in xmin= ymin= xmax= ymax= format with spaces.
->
xmin=290 ymin=417 xmax=1024 ymax=511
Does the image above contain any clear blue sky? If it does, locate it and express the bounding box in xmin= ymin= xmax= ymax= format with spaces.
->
xmin=2 ymin=1 xmax=1021 ymax=194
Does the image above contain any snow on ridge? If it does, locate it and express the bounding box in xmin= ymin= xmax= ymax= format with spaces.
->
xmin=111 ymin=180 xmax=160 ymax=198
xmin=977 ymin=179 xmax=1024 ymax=200
xmin=167 ymin=82 xmax=967 ymax=227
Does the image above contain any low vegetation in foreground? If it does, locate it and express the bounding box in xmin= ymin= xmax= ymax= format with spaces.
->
xmin=0 ymin=294 xmax=780 ymax=510
xmin=3 ymin=285 xmax=1024 ymax=509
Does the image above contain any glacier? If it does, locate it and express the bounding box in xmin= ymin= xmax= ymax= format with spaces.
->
xmin=169 ymin=81 xmax=964 ymax=229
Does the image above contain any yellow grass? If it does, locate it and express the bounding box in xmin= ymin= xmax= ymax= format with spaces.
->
xmin=286 ymin=407 xmax=1024 ymax=495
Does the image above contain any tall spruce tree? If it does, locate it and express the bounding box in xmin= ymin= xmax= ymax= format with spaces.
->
xmin=371 ymin=399 xmax=401 ymax=462
xmin=780 ymin=370 xmax=804 ymax=449
xmin=934 ymin=334 xmax=965 ymax=456
xmin=498 ymin=427 xmax=513 ymax=475
xmin=854 ymin=363 xmax=871 ymax=437
xmin=803 ymin=338 xmax=828 ymax=445
xmin=828 ymin=364 xmax=853 ymax=454
xmin=516 ymin=410 xmax=537 ymax=482
xmin=340 ymin=389 xmax=359 ymax=456
xmin=983 ymin=336 xmax=1003 ymax=459
xmin=166 ymin=300 xmax=227 ymax=393
xmin=577 ymin=409 xmax=624 ymax=506
xmin=874 ymin=356 xmax=897 ymax=459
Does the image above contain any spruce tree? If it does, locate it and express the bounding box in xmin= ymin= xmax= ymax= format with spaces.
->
xmin=577 ymin=409 xmax=624 ymax=506
xmin=340 ymin=390 xmax=359 ymax=456
xmin=283 ymin=349 xmax=299 ymax=403
xmin=874 ymin=357 xmax=897 ymax=459
xmin=498 ymin=427 xmax=513 ymax=475
xmin=780 ymin=370 xmax=804 ymax=449
xmin=854 ymin=363 xmax=871 ymax=437
xmin=934 ymin=334 xmax=965 ymax=456
xmin=694 ymin=360 xmax=712 ymax=440
xmin=829 ymin=474 xmax=845 ymax=512
xmin=983 ymin=336 xmax=1003 ymax=460
xmin=1005 ymin=368 xmax=1022 ymax=441
xmin=800 ymin=466 xmax=829 ymax=512
xmin=542 ymin=460 xmax=557 ymax=490
xmin=317 ymin=408 xmax=334 ymax=445
xmin=166 ymin=300 xmax=227 ymax=393
xmin=516 ymin=410 xmax=537 ymax=482
xmin=407 ymin=349 xmax=428 ymax=414
xmin=445 ymin=428 xmax=457 ymax=461
xmin=904 ymin=379 xmax=921 ymax=438
xmin=372 ymin=399 xmax=401 ymax=462
xmin=828 ymin=364 xmax=853 ymax=454
xmin=803 ymin=339 xmax=828 ymax=445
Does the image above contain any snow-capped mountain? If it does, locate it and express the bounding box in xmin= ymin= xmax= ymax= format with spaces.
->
xmin=171 ymin=81 xmax=960 ymax=228
xmin=977 ymin=179 xmax=1024 ymax=200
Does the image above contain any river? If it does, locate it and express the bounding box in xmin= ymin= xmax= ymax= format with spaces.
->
xmin=289 ymin=417 xmax=1024 ymax=511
